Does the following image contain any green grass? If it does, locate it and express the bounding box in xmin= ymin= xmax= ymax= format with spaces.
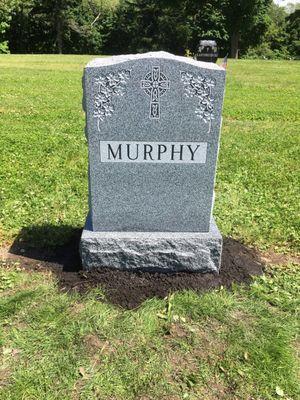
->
xmin=0 ymin=56 xmax=299 ymax=399
xmin=217 ymin=60 xmax=300 ymax=253
xmin=0 ymin=261 xmax=299 ymax=399
xmin=0 ymin=56 xmax=299 ymax=252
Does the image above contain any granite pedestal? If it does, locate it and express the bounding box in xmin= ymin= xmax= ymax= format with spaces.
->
xmin=80 ymin=215 xmax=222 ymax=272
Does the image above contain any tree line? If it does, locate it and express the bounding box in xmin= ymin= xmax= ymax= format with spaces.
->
xmin=0 ymin=0 xmax=299 ymax=58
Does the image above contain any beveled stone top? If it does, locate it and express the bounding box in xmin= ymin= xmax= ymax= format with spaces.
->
xmin=86 ymin=51 xmax=224 ymax=71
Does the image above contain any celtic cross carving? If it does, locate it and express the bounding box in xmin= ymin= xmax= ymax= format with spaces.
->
xmin=141 ymin=66 xmax=170 ymax=119
xmin=93 ymin=69 xmax=131 ymax=131
xmin=180 ymin=71 xmax=216 ymax=133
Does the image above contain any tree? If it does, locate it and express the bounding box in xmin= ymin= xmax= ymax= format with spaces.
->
xmin=7 ymin=0 xmax=117 ymax=53
xmin=265 ymin=3 xmax=289 ymax=53
xmin=222 ymin=0 xmax=272 ymax=58
xmin=4 ymin=0 xmax=289 ymax=58
xmin=286 ymin=7 xmax=300 ymax=58
xmin=166 ymin=0 xmax=272 ymax=58
xmin=106 ymin=0 xmax=175 ymax=54
xmin=105 ymin=0 xmax=229 ymax=55
xmin=0 ymin=0 xmax=20 ymax=53
xmin=32 ymin=0 xmax=82 ymax=54
xmin=182 ymin=0 xmax=228 ymax=55
xmin=152 ymin=0 xmax=272 ymax=57
xmin=243 ymin=3 xmax=298 ymax=59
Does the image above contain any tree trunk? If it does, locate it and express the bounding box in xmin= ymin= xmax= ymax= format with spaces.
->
xmin=56 ymin=16 xmax=63 ymax=54
xmin=231 ymin=31 xmax=240 ymax=59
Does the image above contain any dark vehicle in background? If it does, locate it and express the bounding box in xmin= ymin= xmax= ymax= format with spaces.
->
xmin=195 ymin=40 xmax=218 ymax=63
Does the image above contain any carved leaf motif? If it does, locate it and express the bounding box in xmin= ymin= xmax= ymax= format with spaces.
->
xmin=94 ymin=69 xmax=131 ymax=130
xmin=181 ymin=71 xmax=215 ymax=132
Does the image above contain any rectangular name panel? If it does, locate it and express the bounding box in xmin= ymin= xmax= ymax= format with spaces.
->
xmin=100 ymin=141 xmax=207 ymax=164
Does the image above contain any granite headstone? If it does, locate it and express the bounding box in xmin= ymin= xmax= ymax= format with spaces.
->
xmin=80 ymin=51 xmax=226 ymax=272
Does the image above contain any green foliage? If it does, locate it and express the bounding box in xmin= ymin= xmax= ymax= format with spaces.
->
xmin=3 ymin=0 xmax=276 ymax=56
xmin=286 ymin=9 xmax=300 ymax=58
xmin=104 ymin=0 xmax=190 ymax=54
xmin=0 ymin=0 xmax=20 ymax=53
xmin=104 ymin=0 xmax=272 ymax=56
xmin=7 ymin=0 xmax=117 ymax=54
xmin=244 ymin=42 xmax=291 ymax=60
xmin=221 ymin=0 xmax=272 ymax=57
xmin=265 ymin=3 xmax=289 ymax=50
xmin=243 ymin=4 xmax=300 ymax=60
xmin=0 ymin=40 xmax=9 ymax=53
xmin=1 ymin=0 xmax=298 ymax=58
xmin=0 ymin=261 xmax=299 ymax=398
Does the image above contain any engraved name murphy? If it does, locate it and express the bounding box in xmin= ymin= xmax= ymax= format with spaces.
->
xmin=100 ymin=141 xmax=207 ymax=164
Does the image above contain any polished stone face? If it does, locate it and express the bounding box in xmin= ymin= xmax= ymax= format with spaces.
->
xmin=83 ymin=52 xmax=225 ymax=232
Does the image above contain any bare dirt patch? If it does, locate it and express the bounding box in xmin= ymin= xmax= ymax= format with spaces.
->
xmin=4 ymin=229 xmax=265 ymax=309
xmin=260 ymin=251 xmax=300 ymax=265
xmin=0 ymin=366 xmax=12 ymax=390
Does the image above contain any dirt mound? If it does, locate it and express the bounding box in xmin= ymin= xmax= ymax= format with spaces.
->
xmin=8 ymin=232 xmax=264 ymax=309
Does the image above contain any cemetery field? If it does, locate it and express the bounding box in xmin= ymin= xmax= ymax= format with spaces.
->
xmin=0 ymin=55 xmax=300 ymax=399
xmin=0 ymin=55 xmax=299 ymax=253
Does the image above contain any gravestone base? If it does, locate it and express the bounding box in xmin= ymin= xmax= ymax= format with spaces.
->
xmin=80 ymin=215 xmax=222 ymax=273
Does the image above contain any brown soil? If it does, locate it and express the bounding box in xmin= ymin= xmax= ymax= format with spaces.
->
xmin=260 ymin=251 xmax=300 ymax=265
xmin=3 ymin=229 xmax=265 ymax=309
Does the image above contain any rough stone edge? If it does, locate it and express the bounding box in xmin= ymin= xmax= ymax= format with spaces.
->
xmin=86 ymin=51 xmax=224 ymax=71
xmin=80 ymin=214 xmax=222 ymax=273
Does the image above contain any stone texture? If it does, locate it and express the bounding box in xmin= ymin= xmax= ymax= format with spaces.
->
xmin=83 ymin=51 xmax=225 ymax=233
xmin=80 ymin=51 xmax=226 ymax=272
xmin=80 ymin=214 xmax=222 ymax=272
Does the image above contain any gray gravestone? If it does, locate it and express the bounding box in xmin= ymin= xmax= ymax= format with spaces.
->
xmin=80 ymin=52 xmax=226 ymax=272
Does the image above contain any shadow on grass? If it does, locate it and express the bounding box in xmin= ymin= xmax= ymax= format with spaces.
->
xmin=9 ymin=224 xmax=83 ymax=272
xmin=9 ymin=224 xmax=264 ymax=309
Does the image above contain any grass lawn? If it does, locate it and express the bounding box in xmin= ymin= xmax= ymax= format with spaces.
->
xmin=0 ymin=261 xmax=299 ymax=399
xmin=0 ymin=55 xmax=299 ymax=252
xmin=0 ymin=55 xmax=299 ymax=399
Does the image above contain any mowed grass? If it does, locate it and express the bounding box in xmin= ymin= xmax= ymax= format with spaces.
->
xmin=0 ymin=56 xmax=299 ymax=399
xmin=0 ymin=261 xmax=299 ymax=400
xmin=0 ymin=55 xmax=299 ymax=252
xmin=217 ymin=60 xmax=300 ymax=253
